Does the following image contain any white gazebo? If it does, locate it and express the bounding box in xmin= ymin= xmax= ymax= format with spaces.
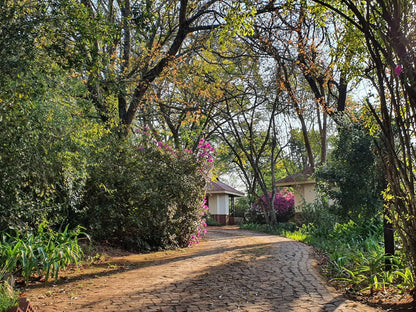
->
xmin=206 ymin=180 xmax=244 ymax=225
xmin=275 ymin=167 xmax=316 ymax=211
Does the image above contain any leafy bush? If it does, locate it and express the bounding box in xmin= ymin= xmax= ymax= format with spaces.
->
xmin=315 ymin=123 xmax=384 ymax=222
xmin=297 ymin=199 xmax=339 ymax=238
xmin=79 ymin=132 xmax=213 ymax=250
xmin=204 ymin=215 xmax=221 ymax=226
xmin=233 ymin=197 xmax=250 ymax=218
xmin=0 ymin=221 xmax=85 ymax=282
xmin=246 ymin=189 xmax=295 ymax=223
xmin=0 ymin=67 xmax=106 ymax=234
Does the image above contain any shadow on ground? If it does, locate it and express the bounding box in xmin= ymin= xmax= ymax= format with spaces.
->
xmin=27 ymin=227 xmax=380 ymax=312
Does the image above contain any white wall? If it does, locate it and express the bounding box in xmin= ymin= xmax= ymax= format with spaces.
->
xmin=303 ymin=184 xmax=317 ymax=205
xmin=208 ymin=194 xmax=230 ymax=215
xmin=293 ymin=183 xmax=317 ymax=211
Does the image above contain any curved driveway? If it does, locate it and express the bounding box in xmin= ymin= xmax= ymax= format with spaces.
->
xmin=28 ymin=226 xmax=382 ymax=312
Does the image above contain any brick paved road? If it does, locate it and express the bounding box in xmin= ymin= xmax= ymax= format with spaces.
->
xmin=27 ymin=226 xmax=383 ymax=312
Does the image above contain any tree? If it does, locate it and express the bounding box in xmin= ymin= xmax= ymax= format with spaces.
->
xmin=242 ymin=1 xmax=354 ymax=169
xmin=313 ymin=0 xmax=416 ymax=281
xmin=288 ymin=129 xmax=324 ymax=169
xmin=212 ymin=52 xmax=290 ymax=224
xmin=0 ymin=62 xmax=106 ymax=232
xmin=0 ymin=0 xmax=45 ymax=84
xmin=316 ymin=121 xmax=384 ymax=222
xmin=137 ymin=51 xmax=229 ymax=150
xmin=44 ymin=0 xmax=274 ymax=136
xmin=0 ymin=0 xmax=104 ymax=232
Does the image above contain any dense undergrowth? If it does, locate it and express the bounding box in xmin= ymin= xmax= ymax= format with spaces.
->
xmin=241 ymin=205 xmax=414 ymax=296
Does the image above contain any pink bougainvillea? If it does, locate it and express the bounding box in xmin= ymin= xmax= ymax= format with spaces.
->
xmin=134 ymin=128 xmax=215 ymax=247
xmin=394 ymin=64 xmax=403 ymax=77
xmin=253 ymin=189 xmax=295 ymax=222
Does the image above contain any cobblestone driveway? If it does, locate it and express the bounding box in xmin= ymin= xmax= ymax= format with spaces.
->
xmin=27 ymin=226 xmax=383 ymax=311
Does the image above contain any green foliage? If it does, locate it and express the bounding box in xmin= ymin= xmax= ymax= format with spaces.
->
xmin=205 ymin=216 xmax=221 ymax=226
xmin=330 ymin=249 xmax=412 ymax=294
xmin=213 ymin=0 xmax=256 ymax=46
xmin=0 ymin=0 xmax=45 ymax=85
xmin=233 ymin=197 xmax=250 ymax=218
xmin=315 ymin=123 xmax=384 ymax=222
xmin=297 ymin=199 xmax=339 ymax=238
xmin=0 ymin=221 xmax=85 ymax=282
xmin=395 ymin=268 xmax=415 ymax=290
xmin=0 ymin=66 xmax=107 ymax=233
xmin=0 ymin=53 xmax=209 ymax=252
xmin=0 ymin=282 xmax=18 ymax=312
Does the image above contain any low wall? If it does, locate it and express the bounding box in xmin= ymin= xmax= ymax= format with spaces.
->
xmin=211 ymin=214 xmax=229 ymax=225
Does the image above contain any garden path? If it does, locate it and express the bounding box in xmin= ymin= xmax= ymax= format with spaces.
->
xmin=26 ymin=226 xmax=383 ymax=312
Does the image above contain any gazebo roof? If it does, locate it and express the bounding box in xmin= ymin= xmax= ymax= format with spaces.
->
xmin=275 ymin=167 xmax=315 ymax=187
xmin=207 ymin=180 xmax=245 ymax=197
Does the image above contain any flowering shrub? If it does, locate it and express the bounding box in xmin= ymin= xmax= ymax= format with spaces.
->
xmin=248 ymin=189 xmax=295 ymax=223
xmin=80 ymin=129 xmax=214 ymax=250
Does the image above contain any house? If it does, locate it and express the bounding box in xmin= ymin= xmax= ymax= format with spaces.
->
xmin=206 ymin=180 xmax=245 ymax=225
xmin=275 ymin=167 xmax=316 ymax=211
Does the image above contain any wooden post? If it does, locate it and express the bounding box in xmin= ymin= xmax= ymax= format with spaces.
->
xmin=384 ymin=206 xmax=395 ymax=271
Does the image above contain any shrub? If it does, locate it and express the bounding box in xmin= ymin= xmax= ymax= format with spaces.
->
xmin=315 ymin=123 xmax=384 ymax=222
xmin=297 ymin=198 xmax=338 ymax=238
xmin=247 ymin=189 xmax=295 ymax=223
xmin=80 ymin=131 xmax=214 ymax=251
xmin=233 ymin=197 xmax=250 ymax=218
xmin=0 ymin=69 xmax=106 ymax=234
xmin=204 ymin=215 xmax=221 ymax=226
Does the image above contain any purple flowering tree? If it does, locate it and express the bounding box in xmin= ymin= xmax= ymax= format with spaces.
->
xmin=251 ymin=189 xmax=295 ymax=223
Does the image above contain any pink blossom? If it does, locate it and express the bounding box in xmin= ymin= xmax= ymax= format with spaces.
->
xmin=395 ymin=65 xmax=403 ymax=77
xmin=253 ymin=189 xmax=295 ymax=221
